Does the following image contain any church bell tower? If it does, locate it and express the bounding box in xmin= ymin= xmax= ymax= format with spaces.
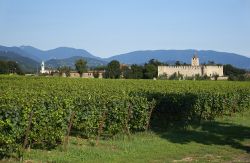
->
xmin=40 ymin=61 xmax=45 ymax=73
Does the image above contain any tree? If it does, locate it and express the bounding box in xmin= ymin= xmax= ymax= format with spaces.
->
xmin=148 ymin=59 xmax=166 ymax=66
xmin=75 ymin=59 xmax=87 ymax=77
xmin=207 ymin=61 xmax=215 ymax=65
xmin=58 ymin=66 xmax=71 ymax=77
xmin=175 ymin=61 xmax=181 ymax=66
xmin=92 ymin=65 xmax=107 ymax=71
xmin=169 ymin=72 xmax=184 ymax=80
xmin=169 ymin=72 xmax=178 ymax=80
xmin=122 ymin=64 xmax=144 ymax=79
xmin=142 ymin=59 xmax=163 ymax=79
xmin=130 ymin=64 xmax=144 ymax=79
xmin=158 ymin=73 xmax=168 ymax=80
xmin=224 ymin=64 xmax=247 ymax=81
xmin=7 ymin=61 xmax=23 ymax=74
xmin=121 ymin=66 xmax=131 ymax=79
xmin=143 ymin=64 xmax=157 ymax=79
xmin=0 ymin=60 xmax=8 ymax=74
xmin=93 ymin=71 xmax=100 ymax=78
xmin=105 ymin=60 xmax=121 ymax=79
xmin=0 ymin=60 xmax=23 ymax=75
xmin=224 ymin=64 xmax=246 ymax=76
xmin=213 ymin=74 xmax=219 ymax=80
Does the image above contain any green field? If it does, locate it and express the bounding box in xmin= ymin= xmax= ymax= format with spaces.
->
xmin=0 ymin=76 xmax=250 ymax=162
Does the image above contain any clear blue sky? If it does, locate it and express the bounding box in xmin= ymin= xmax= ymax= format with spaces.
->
xmin=0 ymin=0 xmax=250 ymax=58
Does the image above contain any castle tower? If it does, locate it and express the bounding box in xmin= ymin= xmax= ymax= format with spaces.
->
xmin=191 ymin=53 xmax=199 ymax=66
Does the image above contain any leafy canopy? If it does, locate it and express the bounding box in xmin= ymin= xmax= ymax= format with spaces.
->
xmin=75 ymin=59 xmax=87 ymax=76
xmin=105 ymin=60 xmax=121 ymax=79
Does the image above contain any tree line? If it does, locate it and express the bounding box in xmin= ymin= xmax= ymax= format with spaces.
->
xmin=40 ymin=58 xmax=250 ymax=81
xmin=0 ymin=60 xmax=23 ymax=75
xmin=1 ymin=58 xmax=249 ymax=81
xmin=223 ymin=64 xmax=249 ymax=81
xmin=56 ymin=58 xmax=165 ymax=79
xmin=102 ymin=59 xmax=167 ymax=79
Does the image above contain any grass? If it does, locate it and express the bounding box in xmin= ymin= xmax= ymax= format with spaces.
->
xmin=3 ymin=111 xmax=250 ymax=163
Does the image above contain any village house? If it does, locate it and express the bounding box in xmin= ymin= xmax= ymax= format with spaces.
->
xmin=68 ymin=71 xmax=104 ymax=78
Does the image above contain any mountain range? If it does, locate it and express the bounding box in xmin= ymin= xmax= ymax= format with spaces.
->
xmin=108 ymin=50 xmax=250 ymax=69
xmin=0 ymin=45 xmax=249 ymax=72
xmin=19 ymin=46 xmax=99 ymax=61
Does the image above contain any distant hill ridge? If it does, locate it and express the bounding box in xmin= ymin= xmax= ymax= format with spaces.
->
xmin=0 ymin=51 xmax=39 ymax=72
xmin=106 ymin=50 xmax=250 ymax=69
xmin=46 ymin=56 xmax=107 ymax=69
xmin=19 ymin=46 xmax=98 ymax=61
xmin=0 ymin=45 xmax=249 ymax=69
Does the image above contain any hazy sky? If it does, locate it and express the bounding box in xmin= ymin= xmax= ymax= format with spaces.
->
xmin=0 ymin=0 xmax=250 ymax=57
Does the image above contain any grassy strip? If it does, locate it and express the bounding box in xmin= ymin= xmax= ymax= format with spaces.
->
xmin=10 ymin=111 xmax=249 ymax=163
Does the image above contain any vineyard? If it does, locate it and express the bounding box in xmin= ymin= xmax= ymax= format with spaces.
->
xmin=0 ymin=76 xmax=250 ymax=159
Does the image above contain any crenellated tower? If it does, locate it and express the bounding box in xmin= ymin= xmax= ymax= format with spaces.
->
xmin=191 ymin=53 xmax=199 ymax=66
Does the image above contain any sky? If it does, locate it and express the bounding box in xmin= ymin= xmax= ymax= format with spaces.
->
xmin=0 ymin=0 xmax=250 ymax=58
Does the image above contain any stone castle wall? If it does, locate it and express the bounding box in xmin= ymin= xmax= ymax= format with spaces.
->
xmin=158 ymin=65 xmax=224 ymax=77
xmin=158 ymin=66 xmax=202 ymax=77
xmin=203 ymin=66 xmax=223 ymax=77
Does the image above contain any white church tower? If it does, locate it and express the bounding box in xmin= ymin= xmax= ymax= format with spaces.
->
xmin=191 ymin=54 xmax=199 ymax=66
xmin=40 ymin=61 xmax=46 ymax=73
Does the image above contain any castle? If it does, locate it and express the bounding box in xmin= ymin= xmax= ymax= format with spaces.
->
xmin=158 ymin=55 xmax=224 ymax=78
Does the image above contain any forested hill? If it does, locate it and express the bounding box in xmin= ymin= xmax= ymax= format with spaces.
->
xmin=46 ymin=56 xmax=107 ymax=69
xmin=0 ymin=51 xmax=39 ymax=73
